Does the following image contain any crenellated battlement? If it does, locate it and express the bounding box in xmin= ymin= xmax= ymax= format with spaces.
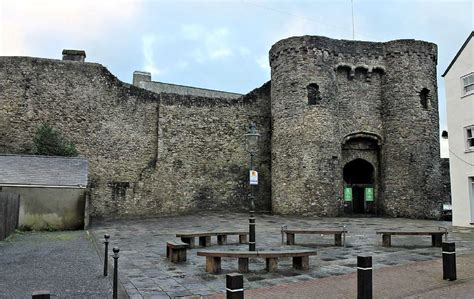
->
xmin=269 ymin=35 xmax=438 ymax=68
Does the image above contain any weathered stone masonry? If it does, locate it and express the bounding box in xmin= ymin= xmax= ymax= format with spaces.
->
xmin=270 ymin=36 xmax=444 ymax=218
xmin=0 ymin=35 xmax=450 ymax=219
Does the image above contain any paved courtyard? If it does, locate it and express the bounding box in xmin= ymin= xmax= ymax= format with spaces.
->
xmin=91 ymin=213 xmax=474 ymax=298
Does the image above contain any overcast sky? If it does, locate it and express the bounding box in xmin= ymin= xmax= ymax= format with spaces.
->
xmin=1 ymin=0 xmax=473 ymax=157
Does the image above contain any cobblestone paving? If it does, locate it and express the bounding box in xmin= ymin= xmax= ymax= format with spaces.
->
xmin=91 ymin=213 xmax=474 ymax=298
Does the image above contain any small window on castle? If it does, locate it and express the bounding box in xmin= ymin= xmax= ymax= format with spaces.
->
xmin=419 ymin=88 xmax=430 ymax=109
xmin=307 ymin=83 xmax=321 ymax=105
xmin=109 ymin=182 xmax=130 ymax=201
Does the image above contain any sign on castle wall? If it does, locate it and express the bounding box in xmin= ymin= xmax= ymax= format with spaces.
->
xmin=250 ymin=170 xmax=258 ymax=185
xmin=344 ymin=187 xmax=352 ymax=202
xmin=365 ymin=187 xmax=374 ymax=202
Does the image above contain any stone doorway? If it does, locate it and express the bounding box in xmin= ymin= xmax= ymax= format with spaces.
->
xmin=343 ymin=159 xmax=375 ymax=214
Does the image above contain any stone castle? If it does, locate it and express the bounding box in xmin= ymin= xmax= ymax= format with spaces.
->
xmin=0 ymin=35 xmax=450 ymax=219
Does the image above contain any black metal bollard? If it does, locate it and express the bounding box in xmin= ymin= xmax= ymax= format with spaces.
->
xmin=249 ymin=192 xmax=256 ymax=251
xmin=357 ymin=256 xmax=372 ymax=299
xmin=226 ymin=273 xmax=244 ymax=299
xmin=249 ymin=215 xmax=255 ymax=251
xmin=281 ymin=225 xmax=287 ymax=244
xmin=32 ymin=290 xmax=50 ymax=299
xmin=112 ymin=247 xmax=120 ymax=299
xmin=442 ymin=242 xmax=457 ymax=281
xmin=104 ymin=234 xmax=110 ymax=276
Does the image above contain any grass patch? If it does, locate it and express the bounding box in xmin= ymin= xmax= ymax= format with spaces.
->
xmin=45 ymin=233 xmax=77 ymax=241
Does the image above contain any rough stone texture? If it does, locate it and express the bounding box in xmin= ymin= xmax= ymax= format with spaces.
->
xmin=141 ymin=82 xmax=271 ymax=214
xmin=439 ymin=158 xmax=451 ymax=204
xmin=269 ymin=35 xmax=445 ymax=218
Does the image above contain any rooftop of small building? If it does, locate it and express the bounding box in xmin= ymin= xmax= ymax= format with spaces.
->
xmin=133 ymin=70 xmax=243 ymax=97
xmin=0 ymin=154 xmax=88 ymax=188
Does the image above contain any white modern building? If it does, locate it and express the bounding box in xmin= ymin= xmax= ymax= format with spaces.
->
xmin=443 ymin=31 xmax=474 ymax=227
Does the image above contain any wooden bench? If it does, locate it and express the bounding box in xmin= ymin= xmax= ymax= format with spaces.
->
xmin=176 ymin=231 xmax=248 ymax=248
xmin=282 ymin=229 xmax=348 ymax=246
xmin=376 ymin=230 xmax=448 ymax=247
xmin=197 ymin=249 xmax=317 ymax=273
xmin=166 ymin=241 xmax=188 ymax=263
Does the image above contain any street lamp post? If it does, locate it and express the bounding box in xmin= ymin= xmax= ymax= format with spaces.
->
xmin=245 ymin=123 xmax=260 ymax=251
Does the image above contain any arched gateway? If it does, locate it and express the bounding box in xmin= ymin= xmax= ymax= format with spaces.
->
xmin=343 ymin=159 xmax=375 ymax=214
xmin=341 ymin=132 xmax=381 ymax=215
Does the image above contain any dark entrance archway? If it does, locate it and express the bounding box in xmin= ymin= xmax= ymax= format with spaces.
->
xmin=343 ymin=159 xmax=375 ymax=214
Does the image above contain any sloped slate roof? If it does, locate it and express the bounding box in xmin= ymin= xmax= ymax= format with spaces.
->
xmin=442 ymin=31 xmax=474 ymax=77
xmin=0 ymin=155 xmax=88 ymax=187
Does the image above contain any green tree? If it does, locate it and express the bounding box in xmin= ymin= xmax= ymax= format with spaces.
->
xmin=33 ymin=123 xmax=78 ymax=157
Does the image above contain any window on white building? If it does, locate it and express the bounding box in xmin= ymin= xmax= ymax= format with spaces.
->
xmin=462 ymin=73 xmax=474 ymax=96
xmin=466 ymin=126 xmax=474 ymax=150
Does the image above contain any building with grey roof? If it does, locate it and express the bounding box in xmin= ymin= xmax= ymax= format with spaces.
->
xmin=132 ymin=71 xmax=242 ymax=99
xmin=0 ymin=155 xmax=88 ymax=230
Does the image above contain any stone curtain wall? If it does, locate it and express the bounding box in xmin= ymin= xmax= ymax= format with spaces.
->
xmin=0 ymin=56 xmax=271 ymax=218
xmin=269 ymin=36 xmax=443 ymax=218
xmin=141 ymin=82 xmax=272 ymax=215
xmin=0 ymin=57 xmax=159 ymax=218
xmin=0 ymin=192 xmax=20 ymax=240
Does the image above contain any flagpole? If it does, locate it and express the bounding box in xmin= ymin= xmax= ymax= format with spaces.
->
xmin=351 ymin=0 xmax=355 ymax=40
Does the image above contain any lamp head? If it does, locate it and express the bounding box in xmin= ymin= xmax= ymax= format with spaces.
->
xmin=245 ymin=123 xmax=260 ymax=153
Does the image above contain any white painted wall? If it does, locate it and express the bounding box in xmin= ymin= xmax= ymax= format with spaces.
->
xmin=444 ymin=34 xmax=474 ymax=227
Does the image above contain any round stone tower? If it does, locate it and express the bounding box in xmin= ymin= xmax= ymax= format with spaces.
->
xmin=269 ymin=35 xmax=441 ymax=217
xmin=382 ymin=40 xmax=440 ymax=218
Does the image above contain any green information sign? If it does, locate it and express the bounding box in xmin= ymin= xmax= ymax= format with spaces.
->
xmin=344 ymin=187 xmax=352 ymax=202
xmin=365 ymin=187 xmax=374 ymax=202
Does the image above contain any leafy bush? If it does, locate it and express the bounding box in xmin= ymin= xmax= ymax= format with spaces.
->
xmin=33 ymin=124 xmax=78 ymax=157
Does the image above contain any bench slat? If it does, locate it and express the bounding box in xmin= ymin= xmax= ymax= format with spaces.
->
xmin=197 ymin=250 xmax=317 ymax=258
xmin=167 ymin=241 xmax=188 ymax=248
xmin=376 ymin=231 xmax=447 ymax=235
xmin=197 ymin=251 xmax=257 ymax=258
xmin=177 ymin=231 xmax=249 ymax=237
xmin=283 ymin=229 xmax=347 ymax=234
xmin=258 ymin=251 xmax=317 ymax=258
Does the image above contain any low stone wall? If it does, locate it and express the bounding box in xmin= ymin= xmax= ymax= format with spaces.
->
xmin=0 ymin=192 xmax=20 ymax=240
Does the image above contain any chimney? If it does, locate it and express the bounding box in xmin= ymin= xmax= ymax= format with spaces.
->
xmin=62 ymin=49 xmax=86 ymax=62
xmin=133 ymin=71 xmax=151 ymax=87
